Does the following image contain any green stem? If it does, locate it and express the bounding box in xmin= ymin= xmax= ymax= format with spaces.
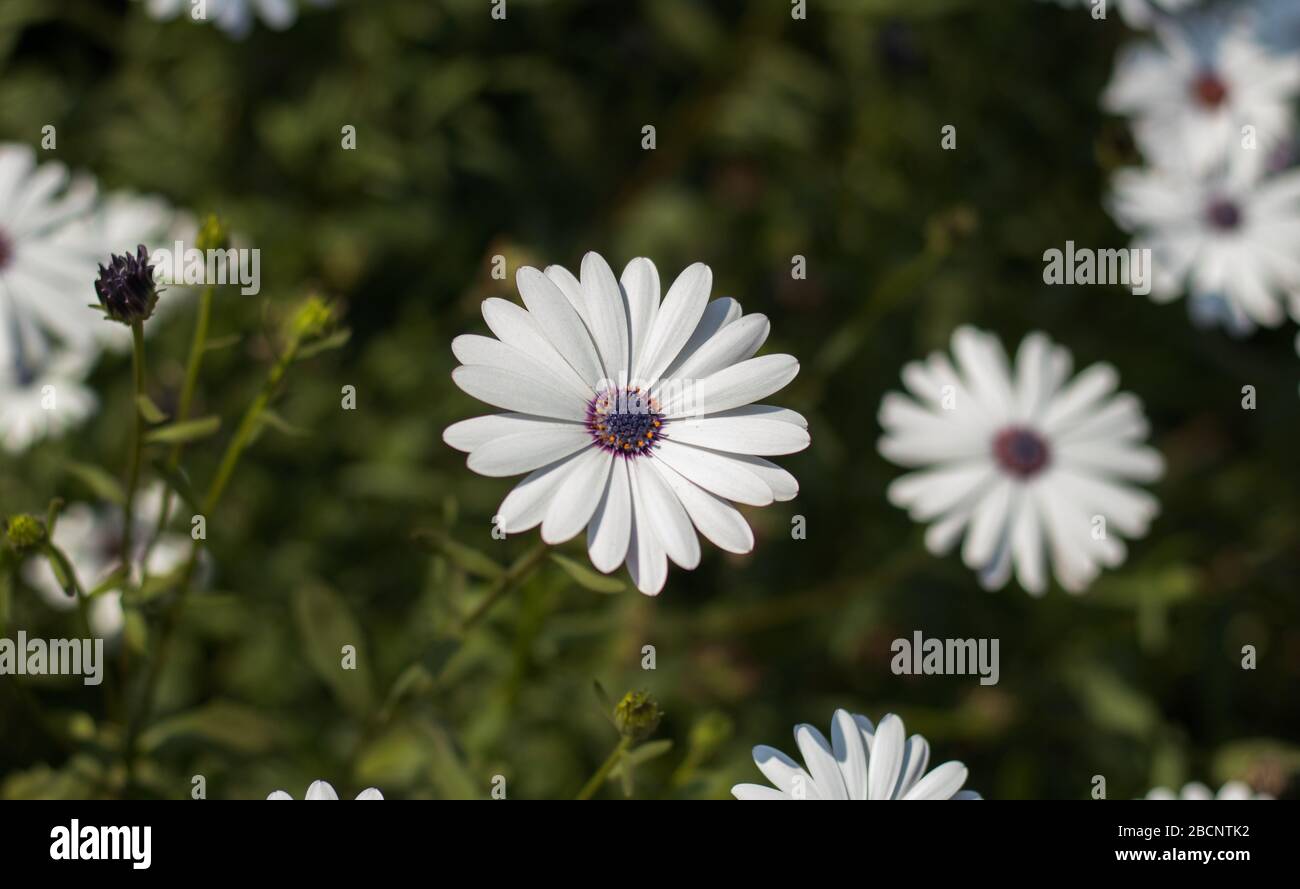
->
xmin=120 ymin=321 xmax=146 ymax=579
xmin=575 ymin=737 xmax=631 ymax=800
xmin=144 ymin=284 xmax=214 ymax=567
xmin=459 ymin=543 xmax=549 ymax=633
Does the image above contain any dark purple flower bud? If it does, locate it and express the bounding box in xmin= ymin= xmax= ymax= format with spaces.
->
xmin=93 ymin=245 xmax=158 ymax=326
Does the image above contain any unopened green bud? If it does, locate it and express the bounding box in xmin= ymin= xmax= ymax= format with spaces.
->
xmin=195 ymin=214 xmax=230 ymax=252
xmin=614 ymin=690 xmax=662 ymax=741
xmin=5 ymin=514 xmax=47 ymax=551
xmin=289 ymin=296 xmax=334 ymax=342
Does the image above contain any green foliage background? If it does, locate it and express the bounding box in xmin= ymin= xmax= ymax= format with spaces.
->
xmin=1 ymin=0 xmax=1297 ymax=800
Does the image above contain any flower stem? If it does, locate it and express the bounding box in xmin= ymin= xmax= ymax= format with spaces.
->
xmin=459 ymin=542 xmax=549 ymax=633
xmin=120 ymin=321 xmax=146 ymax=579
xmin=575 ymin=736 xmax=631 ymax=800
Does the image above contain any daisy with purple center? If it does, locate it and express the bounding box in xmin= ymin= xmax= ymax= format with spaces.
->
xmin=444 ymin=252 xmax=808 ymax=596
xmin=878 ymin=327 xmax=1163 ymax=594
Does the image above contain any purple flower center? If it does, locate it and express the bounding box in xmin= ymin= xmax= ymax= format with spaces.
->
xmin=1191 ymin=71 xmax=1229 ymax=109
xmin=992 ymin=426 xmax=1051 ymax=478
xmin=587 ymin=387 xmax=665 ymax=457
xmin=1205 ymin=198 xmax=1242 ymax=231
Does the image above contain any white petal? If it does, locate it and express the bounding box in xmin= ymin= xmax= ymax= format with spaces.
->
xmin=634 ymin=262 xmax=712 ymax=385
xmin=661 ymin=313 xmax=769 ymax=386
xmin=452 ymin=365 xmax=586 ymax=421
xmin=729 ymin=454 xmax=800 ymax=502
xmin=480 ymin=298 xmax=595 ymax=398
xmin=496 ymin=452 xmax=588 ymax=533
xmin=652 ymin=440 xmax=774 ymax=506
xmin=266 ymin=790 xmax=293 ymax=800
xmin=515 ymin=266 xmax=606 ymax=387
xmin=304 ymin=780 xmax=338 ymax=800
xmin=752 ymin=746 xmax=820 ymax=799
xmin=626 ymin=506 xmax=668 ymax=596
xmin=621 ymin=257 xmax=660 ymax=377
xmin=540 ymin=447 xmax=613 ymax=544
xmin=632 ymin=460 xmax=700 ymax=570
xmin=443 ymin=413 xmax=578 ymax=453
xmin=466 ymin=426 xmax=593 ymax=477
xmin=794 ymin=724 xmax=847 ymax=800
xmin=663 ymin=354 xmax=799 ymax=418
xmin=354 ymin=788 xmax=384 ymax=800
xmin=663 ymin=413 xmax=810 ymax=456
xmin=867 ymin=714 xmax=905 ymax=799
xmin=451 ymin=334 xmax=586 ymax=401
xmin=587 ymin=458 xmax=633 ymax=572
xmin=653 ymin=459 xmax=755 ymax=554
xmin=962 ymin=479 xmax=1013 ymax=572
xmin=731 ymin=783 xmax=788 ymax=800
xmin=580 ymin=252 xmax=631 ymax=383
xmin=661 ymin=297 xmax=743 ymax=380
xmin=902 ymin=761 xmax=969 ymax=800
xmin=830 ymin=709 xmax=869 ymax=800
xmin=896 ymin=735 xmax=931 ymax=797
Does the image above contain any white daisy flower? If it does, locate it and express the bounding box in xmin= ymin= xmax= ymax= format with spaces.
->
xmin=1108 ymin=161 xmax=1300 ymax=331
xmin=732 ymin=710 xmax=981 ymax=800
xmin=1038 ymin=0 xmax=1201 ymax=31
xmin=138 ymin=0 xmax=324 ymax=38
xmin=443 ymin=252 xmax=807 ymax=596
xmin=0 ymin=298 xmax=96 ymax=454
xmin=878 ymin=327 xmax=1163 ymax=594
xmin=1102 ymin=23 xmax=1300 ymax=174
xmin=0 ymin=145 xmax=178 ymax=352
xmin=1145 ymin=780 xmax=1272 ymax=799
xmin=267 ymin=780 xmax=383 ymax=800
xmin=22 ymin=484 xmax=193 ymax=639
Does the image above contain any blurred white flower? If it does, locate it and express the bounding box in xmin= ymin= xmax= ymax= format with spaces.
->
xmin=139 ymin=0 xmax=328 ymax=39
xmin=22 ymin=484 xmax=193 ymax=640
xmin=0 ymin=144 xmax=179 ymax=353
xmin=267 ymin=780 xmax=383 ymax=800
xmin=0 ymin=297 xmax=96 ymax=454
xmin=1038 ymin=0 xmax=1202 ymax=30
xmin=878 ymin=327 xmax=1163 ymax=594
xmin=732 ymin=710 xmax=981 ymax=800
xmin=1108 ymin=161 xmax=1300 ymax=331
xmin=1103 ymin=23 xmax=1300 ymax=174
xmin=444 ymin=252 xmax=806 ymax=596
xmin=1145 ymin=780 xmax=1272 ymax=799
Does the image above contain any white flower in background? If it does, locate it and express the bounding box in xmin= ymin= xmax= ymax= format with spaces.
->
xmin=878 ymin=327 xmax=1163 ymax=594
xmin=1145 ymin=780 xmax=1272 ymax=799
xmin=267 ymin=780 xmax=383 ymax=800
xmin=1108 ymin=161 xmax=1300 ymax=331
xmin=22 ymin=484 xmax=193 ymax=639
xmin=732 ymin=710 xmax=981 ymax=800
xmin=444 ymin=252 xmax=806 ymax=596
xmin=138 ymin=0 xmax=327 ymax=38
xmin=1038 ymin=0 xmax=1201 ymax=31
xmin=0 ymin=144 xmax=179 ymax=353
xmin=1103 ymin=23 xmax=1300 ymax=174
xmin=0 ymin=297 xmax=96 ymax=454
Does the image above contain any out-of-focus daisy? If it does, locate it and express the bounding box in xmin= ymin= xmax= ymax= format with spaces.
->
xmin=1038 ymin=0 xmax=1202 ymax=30
xmin=1103 ymin=23 xmax=1300 ymax=173
xmin=22 ymin=484 xmax=193 ymax=639
xmin=1108 ymin=161 xmax=1300 ymax=331
xmin=0 ymin=298 xmax=96 ymax=454
xmin=267 ymin=780 xmax=383 ymax=800
xmin=878 ymin=327 xmax=1163 ymax=594
xmin=444 ymin=252 xmax=807 ymax=596
xmin=138 ymin=0 xmax=326 ymax=38
xmin=0 ymin=145 xmax=178 ymax=352
xmin=732 ymin=710 xmax=981 ymax=800
xmin=1145 ymin=780 xmax=1272 ymax=799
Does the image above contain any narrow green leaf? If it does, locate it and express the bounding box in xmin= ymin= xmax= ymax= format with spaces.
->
xmin=150 ymin=461 xmax=201 ymax=515
xmin=140 ymin=700 xmax=283 ymax=755
xmin=297 ymin=327 xmax=351 ymax=359
xmin=144 ymin=415 xmax=221 ymax=445
xmin=551 ymin=553 xmax=624 ymax=593
xmin=136 ymin=394 xmax=168 ymax=424
xmin=413 ymin=530 xmax=504 ymax=580
xmin=291 ymin=584 xmax=374 ymax=717
xmin=61 ymin=461 xmax=126 ymax=505
xmin=258 ymin=409 xmax=308 ymax=437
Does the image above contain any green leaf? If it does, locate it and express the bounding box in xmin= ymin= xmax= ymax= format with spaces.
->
xmin=86 ymin=566 xmax=128 ymax=599
xmin=291 ymin=584 xmax=374 ymax=717
xmin=61 ymin=461 xmax=126 ymax=505
xmin=203 ymin=333 xmax=242 ymax=352
xmin=258 ymin=409 xmax=308 ymax=437
xmin=297 ymin=327 xmax=351 ymax=359
xmin=150 ymin=461 xmax=201 ymax=515
xmin=143 ymin=415 xmax=221 ymax=445
xmin=617 ymin=739 xmax=674 ymax=769
xmin=139 ymin=700 xmax=283 ymax=755
xmin=550 ymin=553 xmax=624 ymax=593
xmin=136 ymin=394 xmax=168 ymax=424
xmin=413 ymin=530 xmax=504 ymax=580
